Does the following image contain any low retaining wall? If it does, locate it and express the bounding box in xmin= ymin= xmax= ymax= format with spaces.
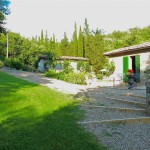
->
xmin=146 ymin=81 xmax=150 ymax=115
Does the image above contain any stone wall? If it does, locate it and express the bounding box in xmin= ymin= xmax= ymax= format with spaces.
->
xmin=146 ymin=81 xmax=150 ymax=115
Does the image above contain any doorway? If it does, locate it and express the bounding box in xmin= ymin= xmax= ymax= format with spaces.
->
xmin=130 ymin=55 xmax=140 ymax=82
xmin=131 ymin=56 xmax=136 ymax=73
xmin=123 ymin=55 xmax=140 ymax=82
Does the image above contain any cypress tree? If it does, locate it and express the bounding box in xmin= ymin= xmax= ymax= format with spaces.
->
xmin=89 ymin=28 xmax=106 ymax=74
xmin=40 ymin=29 xmax=44 ymax=44
xmin=78 ymin=26 xmax=83 ymax=57
xmin=52 ymin=34 xmax=56 ymax=43
xmin=60 ymin=32 xmax=69 ymax=56
xmin=72 ymin=22 xmax=78 ymax=56
xmin=45 ymin=30 xmax=49 ymax=48
xmin=83 ymin=18 xmax=91 ymax=58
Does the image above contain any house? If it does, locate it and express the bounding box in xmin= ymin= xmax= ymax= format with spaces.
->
xmin=37 ymin=55 xmax=48 ymax=72
xmin=37 ymin=55 xmax=89 ymax=73
xmin=104 ymin=42 xmax=150 ymax=84
xmin=55 ymin=56 xmax=89 ymax=72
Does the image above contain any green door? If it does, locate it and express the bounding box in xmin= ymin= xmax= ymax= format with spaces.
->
xmin=135 ymin=55 xmax=140 ymax=82
xmin=123 ymin=56 xmax=129 ymax=82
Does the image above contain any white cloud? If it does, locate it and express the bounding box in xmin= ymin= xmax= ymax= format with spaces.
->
xmin=6 ymin=0 xmax=150 ymax=41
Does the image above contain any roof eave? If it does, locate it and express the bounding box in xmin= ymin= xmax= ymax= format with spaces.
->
xmin=104 ymin=47 xmax=150 ymax=57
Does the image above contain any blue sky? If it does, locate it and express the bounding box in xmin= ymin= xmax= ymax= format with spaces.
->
xmin=6 ymin=0 xmax=150 ymax=41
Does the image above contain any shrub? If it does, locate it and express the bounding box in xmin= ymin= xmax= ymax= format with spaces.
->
xmin=45 ymin=69 xmax=87 ymax=85
xmin=22 ymin=65 xmax=35 ymax=72
xmin=4 ymin=58 xmax=12 ymax=67
xmin=45 ymin=69 xmax=58 ymax=78
xmin=22 ymin=64 xmax=29 ymax=71
xmin=12 ymin=58 xmax=23 ymax=70
xmin=105 ymin=61 xmax=115 ymax=76
xmin=96 ymin=74 xmax=103 ymax=80
xmin=63 ymin=67 xmax=73 ymax=74
xmin=77 ymin=61 xmax=84 ymax=71
xmin=63 ymin=60 xmax=70 ymax=70
xmin=63 ymin=72 xmax=86 ymax=85
xmin=77 ymin=61 xmax=91 ymax=72
xmin=57 ymin=71 xmax=65 ymax=80
xmin=87 ymin=73 xmax=93 ymax=79
xmin=0 ymin=60 xmax=4 ymax=68
xmin=4 ymin=58 xmax=23 ymax=70
xmin=84 ymin=62 xmax=91 ymax=72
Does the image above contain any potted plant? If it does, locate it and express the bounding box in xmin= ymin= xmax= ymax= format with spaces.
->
xmin=127 ymin=69 xmax=135 ymax=89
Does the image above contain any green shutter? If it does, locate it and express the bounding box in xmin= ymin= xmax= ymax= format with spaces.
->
xmin=123 ymin=56 xmax=129 ymax=82
xmin=135 ymin=55 xmax=140 ymax=82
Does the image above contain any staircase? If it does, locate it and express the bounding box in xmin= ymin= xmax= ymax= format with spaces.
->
xmin=76 ymin=86 xmax=150 ymax=150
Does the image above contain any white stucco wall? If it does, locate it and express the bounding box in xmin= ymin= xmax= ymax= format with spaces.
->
xmin=140 ymin=52 xmax=150 ymax=71
xmin=140 ymin=52 xmax=150 ymax=83
xmin=55 ymin=61 xmax=78 ymax=73
xmin=109 ymin=57 xmax=123 ymax=82
xmin=108 ymin=52 xmax=150 ymax=84
xmin=70 ymin=62 xmax=78 ymax=72
xmin=37 ymin=59 xmax=45 ymax=72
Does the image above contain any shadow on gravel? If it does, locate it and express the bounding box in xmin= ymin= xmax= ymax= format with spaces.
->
xmin=74 ymin=84 xmax=146 ymax=100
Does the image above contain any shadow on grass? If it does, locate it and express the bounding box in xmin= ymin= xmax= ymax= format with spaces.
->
xmin=0 ymin=71 xmax=107 ymax=150
xmin=0 ymin=104 xmax=107 ymax=150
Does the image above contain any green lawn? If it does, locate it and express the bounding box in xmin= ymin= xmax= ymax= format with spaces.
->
xmin=0 ymin=71 xmax=107 ymax=150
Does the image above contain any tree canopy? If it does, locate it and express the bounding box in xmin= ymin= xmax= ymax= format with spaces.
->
xmin=0 ymin=16 xmax=150 ymax=74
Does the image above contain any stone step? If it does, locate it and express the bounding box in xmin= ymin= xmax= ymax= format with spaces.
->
xmin=79 ymin=117 xmax=150 ymax=124
xmin=91 ymin=91 xmax=146 ymax=99
xmin=81 ymin=105 xmax=146 ymax=113
xmin=78 ymin=86 xmax=149 ymax=150
xmin=80 ymin=106 xmax=147 ymax=123
xmin=84 ymin=97 xmax=145 ymax=109
xmin=83 ymin=90 xmax=146 ymax=103
xmin=103 ymin=92 xmax=146 ymax=101
xmin=104 ymin=97 xmax=146 ymax=108
xmin=107 ymin=91 xmax=146 ymax=99
xmin=89 ymin=86 xmax=146 ymax=98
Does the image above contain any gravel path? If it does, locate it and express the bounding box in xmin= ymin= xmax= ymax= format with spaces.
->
xmin=78 ymin=86 xmax=150 ymax=150
xmin=84 ymin=123 xmax=150 ymax=150
xmin=1 ymin=67 xmax=146 ymax=95
xmin=80 ymin=106 xmax=147 ymax=122
xmin=0 ymin=67 xmax=113 ymax=94
xmin=82 ymin=98 xmax=145 ymax=109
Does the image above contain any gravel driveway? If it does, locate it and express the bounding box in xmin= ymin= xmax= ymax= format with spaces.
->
xmin=0 ymin=67 xmax=115 ymax=94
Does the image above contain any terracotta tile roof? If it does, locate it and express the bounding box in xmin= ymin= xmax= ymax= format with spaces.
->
xmin=104 ymin=42 xmax=150 ymax=57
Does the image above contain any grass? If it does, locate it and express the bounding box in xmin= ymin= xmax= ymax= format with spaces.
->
xmin=0 ymin=71 xmax=107 ymax=150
